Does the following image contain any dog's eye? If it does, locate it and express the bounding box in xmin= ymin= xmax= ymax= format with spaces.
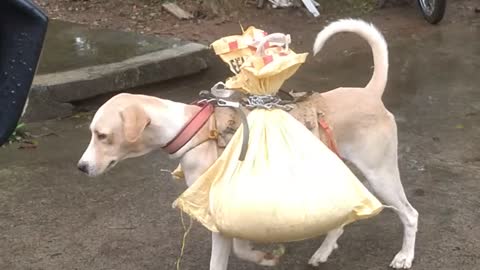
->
xmin=96 ymin=132 xmax=107 ymax=140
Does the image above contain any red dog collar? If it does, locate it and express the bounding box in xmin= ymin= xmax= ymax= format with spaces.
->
xmin=162 ymin=103 xmax=215 ymax=155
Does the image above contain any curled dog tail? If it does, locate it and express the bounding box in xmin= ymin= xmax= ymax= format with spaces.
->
xmin=313 ymin=19 xmax=389 ymax=97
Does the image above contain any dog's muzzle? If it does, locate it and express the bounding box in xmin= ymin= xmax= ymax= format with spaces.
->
xmin=77 ymin=162 xmax=89 ymax=174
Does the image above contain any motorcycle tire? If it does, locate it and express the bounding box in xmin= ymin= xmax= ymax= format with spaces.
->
xmin=417 ymin=0 xmax=446 ymax=24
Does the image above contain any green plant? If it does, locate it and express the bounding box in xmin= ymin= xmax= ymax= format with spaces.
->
xmin=8 ymin=123 xmax=27 ymax=143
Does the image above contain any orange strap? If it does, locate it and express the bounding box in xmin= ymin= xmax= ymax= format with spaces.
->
xmin=318 ymin=118 xmax=340 ymax=157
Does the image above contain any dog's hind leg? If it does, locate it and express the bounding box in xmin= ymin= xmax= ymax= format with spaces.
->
xmin=233 ymin=239 xmax=280 ymax=266
xmin=340 ymin=114 xmax=418 ymax=269
xmin=308 ymin=227 xmax=344 ymax=266
xmin=354 ymin=158 xmax=418 ymax=269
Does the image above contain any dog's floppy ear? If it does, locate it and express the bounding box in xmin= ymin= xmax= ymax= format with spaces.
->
xmin=120 ymin=104 xmax=151 ymax=143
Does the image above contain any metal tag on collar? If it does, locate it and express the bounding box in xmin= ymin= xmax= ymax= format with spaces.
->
xmin=217 ymin=99 xmax=240 ymax=108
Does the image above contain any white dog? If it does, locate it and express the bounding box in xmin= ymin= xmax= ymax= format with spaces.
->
xmin=78 ymin=19 xmax=418 ymax=269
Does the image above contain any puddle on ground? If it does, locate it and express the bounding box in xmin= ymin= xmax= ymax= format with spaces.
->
xmin=37 ymin=20 xmax=188 ymax=74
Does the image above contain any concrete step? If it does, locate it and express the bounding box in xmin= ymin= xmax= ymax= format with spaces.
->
xmin=24 ymin=20 xmax=210 ymax=121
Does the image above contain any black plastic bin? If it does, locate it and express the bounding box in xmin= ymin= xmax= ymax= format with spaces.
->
xmin=0 ymin=0 xmax=48 ymax=146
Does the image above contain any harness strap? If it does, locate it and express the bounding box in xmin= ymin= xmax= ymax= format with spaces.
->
xmin=235 ymin=107 xmax=249 ymax=161
xmin=318 ymin=118 xmax=340 ymax=157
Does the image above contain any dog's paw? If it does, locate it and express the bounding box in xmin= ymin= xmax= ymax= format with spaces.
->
xmin=308 ymin=243 xmax=338 ymax=266
xmin=390 ymin=251 xmax=414 ymax=269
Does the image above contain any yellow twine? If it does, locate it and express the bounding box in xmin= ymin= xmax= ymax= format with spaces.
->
xmin=176 ymin=210 xmax=193 ymax=270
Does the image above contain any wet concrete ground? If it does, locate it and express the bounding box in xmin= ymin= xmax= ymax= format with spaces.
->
xmin=37 ymin=20 xmax=188 ymax=75
xmin=1 ymin=18 xmax=480 ymax=270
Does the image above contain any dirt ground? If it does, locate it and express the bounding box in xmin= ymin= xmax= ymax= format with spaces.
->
xmin=33 ymin=0 xmax=479 ymax=46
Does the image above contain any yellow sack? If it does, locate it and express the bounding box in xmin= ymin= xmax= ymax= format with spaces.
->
xmin=173 ymin=27 xmax=382 ymax=242
xmin=174 ymin=109 xmax=383 ymax=242
xmin=210 ymin=26 xmax=269 ymax=74
xmin=226 ymin=46 xmax=308 ymax=95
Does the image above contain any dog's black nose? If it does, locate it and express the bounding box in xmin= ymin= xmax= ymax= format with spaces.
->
xmin=77 ymin=162 xmax=89 ymax=174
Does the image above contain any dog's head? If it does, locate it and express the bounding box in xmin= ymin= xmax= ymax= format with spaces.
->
xmin=77 ymin=94 xmax=152 ymax=177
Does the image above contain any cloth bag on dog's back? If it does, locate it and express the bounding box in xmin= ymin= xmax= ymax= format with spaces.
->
xmin=173 ymin=29 xmax=383 ymax=242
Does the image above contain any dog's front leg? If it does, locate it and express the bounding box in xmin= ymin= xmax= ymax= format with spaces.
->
xmin=308 ymin=227 xmax=344 ymax=266
xmin=210 ymin=232 xmax=233 ymax=270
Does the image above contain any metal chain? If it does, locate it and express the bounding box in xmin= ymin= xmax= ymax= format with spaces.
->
xmin=243 ymin=95 xmax=294 ymax=111
xmin=198 ymin=86 xmax=294 ymax=111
